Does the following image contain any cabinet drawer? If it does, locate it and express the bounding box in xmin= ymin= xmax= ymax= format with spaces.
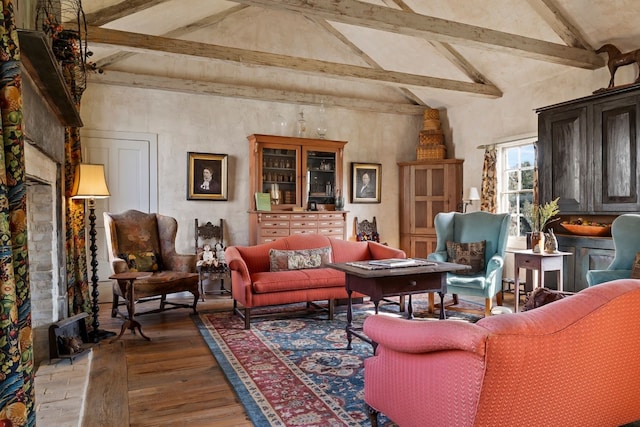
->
xmin=319 ymin=227 xmax=344 ymax=235
xmin=318 ymin=220 xmax=344 ymax=227
xmin=318 ymin=213 xmax=344 ymax=220
xmin=290 ymin=213 xmax=318 ymax=220
xmin=261 ymin=213 xmax=291 ymax=220
xmin=261 ymin=220 xmax=289 ymax=228
xmin=260 ymin=236 xmax=283 ymax=244
xmin=260 ymin=228 xmax=289 ymax=238
xmin=290 ymin=229 xmax=317 ymax=235
xmin=291 ymin=220 xmax=318 ymax=228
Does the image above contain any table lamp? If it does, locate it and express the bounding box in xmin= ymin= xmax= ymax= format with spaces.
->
xmin=463 ymin=187 xmax=481 ymax=213
xmin=71 ymin=163 xmax=114 ymax=342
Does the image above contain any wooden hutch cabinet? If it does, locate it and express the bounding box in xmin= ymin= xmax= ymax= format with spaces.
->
xmin=398 ymin=159 xmax=463 ymax=258
xmin=536 ymin=84 xmax=640 ymax=291
xmin=247 ymin=134 xmax=347 ymax=245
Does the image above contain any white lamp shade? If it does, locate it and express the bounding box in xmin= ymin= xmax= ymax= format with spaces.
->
xmin=468 ymin=187 xmax=481 ymax=201
xmin=71 ymin=164 xmax=111 ymax=199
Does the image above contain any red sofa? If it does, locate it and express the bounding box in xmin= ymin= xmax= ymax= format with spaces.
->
xmin=225 ymin=234 xmax=405 ymax=329
xmin=363 ymin=278 xmax=640 ymax=427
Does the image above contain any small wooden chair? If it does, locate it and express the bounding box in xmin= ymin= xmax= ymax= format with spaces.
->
xmin=195 ymin=219 xmax=230 ymax=300
xmin=355 ymin=216 xmax=380 ymax=243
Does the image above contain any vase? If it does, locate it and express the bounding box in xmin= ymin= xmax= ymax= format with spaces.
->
xmin=531 ymin=231 xmax=545 ymax=253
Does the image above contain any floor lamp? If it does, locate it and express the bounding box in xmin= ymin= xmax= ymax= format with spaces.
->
xmin=71 ymin=163 xmax=115 ymax=342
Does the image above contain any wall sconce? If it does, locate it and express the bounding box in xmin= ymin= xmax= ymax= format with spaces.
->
xmin=71 ymin=163 xmax=113 ymax=342
xmin=463 ymin=187 xmax=481 ymax=213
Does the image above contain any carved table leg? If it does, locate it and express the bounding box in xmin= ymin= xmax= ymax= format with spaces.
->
xmin=365 ymin=403 xmax=379 ymax=427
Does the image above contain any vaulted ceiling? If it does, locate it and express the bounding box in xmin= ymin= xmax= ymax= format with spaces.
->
xmin=75 ymin=0 xmax=640 ymax=115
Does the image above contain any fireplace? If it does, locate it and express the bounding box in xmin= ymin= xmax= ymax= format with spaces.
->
xmin=20 ymin=30 xmax=83 ymax=366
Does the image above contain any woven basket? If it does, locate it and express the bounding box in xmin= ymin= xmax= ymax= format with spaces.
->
xmin=419 ymin=132 xmax=444 ymax=146
xmin=423 ymin=108 xmax=440 ymax=120
xmin=417 ymin=144 xmax=446 ymax=160
xmin=423 ymin=118 xmax=441 ymax=130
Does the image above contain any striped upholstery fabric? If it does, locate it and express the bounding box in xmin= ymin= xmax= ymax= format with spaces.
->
xmin=363 ymin=279 xmax=640 ymax=427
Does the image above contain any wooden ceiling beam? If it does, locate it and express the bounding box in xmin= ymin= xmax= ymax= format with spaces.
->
xmin=526 ymin=0 xmax=593 ymax=49
xmin=85 ymin=26 xmax=503 ymax=97
xmin=82 ymin=0 xmax=173 ymax=26
xmin=233 ymin=0 xmax=603 ymax=69
xmin=94 ymin=5 xmax=250 ymax=69
xmin=87 ymin=70 xmax=428 ymax=115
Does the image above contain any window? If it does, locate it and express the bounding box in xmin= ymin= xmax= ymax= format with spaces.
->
xmin=497 ymin=138 xmax=536 ymax=237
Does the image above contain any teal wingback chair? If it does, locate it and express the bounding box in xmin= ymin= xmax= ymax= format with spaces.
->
xmin=586 ymin=214 xmax=640 ymax=286
xmin=427 ymin=211 xmax=511 ymax=316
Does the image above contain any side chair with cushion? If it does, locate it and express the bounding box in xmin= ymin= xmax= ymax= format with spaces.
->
xmin=587 ymin=213 xmax=640 ymax=286
xmin=427 ymin=211 xmax=510 ymax=317
xmin=104 ymin=209 xmax=199 ymax=317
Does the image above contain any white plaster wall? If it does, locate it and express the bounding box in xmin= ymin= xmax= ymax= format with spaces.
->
xmin=80 ymin=84 xmax=421 ymax=252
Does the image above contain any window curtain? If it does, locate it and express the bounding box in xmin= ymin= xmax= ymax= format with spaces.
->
xmin=480 ymin=146 xmax=497 ymax=213
xmin=64 ymin=126 xmax=89 ymax=318
xmin=0 ymin=1 xmax=35 ymax=425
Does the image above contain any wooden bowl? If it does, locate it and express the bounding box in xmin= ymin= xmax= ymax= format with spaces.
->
xmin=560 ymin=222 xmax=612 ymax=237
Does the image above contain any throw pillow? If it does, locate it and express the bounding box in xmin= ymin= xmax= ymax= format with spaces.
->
xmin=120 ymin=251 xmax=161 ymax=272
xmin=446 ymin=240 xmax=486 ymax=275
xmin=631 ymin=252 xmax=640 ymax=279
xmin=269 ymin=247 xmax=332 ymax=272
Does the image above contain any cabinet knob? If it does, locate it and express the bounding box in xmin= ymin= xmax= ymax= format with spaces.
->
xmin=409 ymin=280 xmax=417 ymax=287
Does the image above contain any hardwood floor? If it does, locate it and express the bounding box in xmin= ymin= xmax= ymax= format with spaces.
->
xmin=84 ymin=294 xmax=252 ymax=427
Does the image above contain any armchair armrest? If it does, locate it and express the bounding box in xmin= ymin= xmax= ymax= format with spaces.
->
xmin=225 ymin=246 xmax=252 ymax=285
xmin=163 ymin=253 xmax=197 ymax=272
xmin=112 ymin=258 xmax=129 ymax=274
xmin=427 ymin=251 xmax=447 ymax=262
xmin=363 ymin=315 xmax=487 ymax=355
xmin=586 ymin=269 xmax=631 ymax=286
xmin=367 ymin=242 xmax=406 ymax=260
xmin=485 ymin=254 xmax=504 ymax=277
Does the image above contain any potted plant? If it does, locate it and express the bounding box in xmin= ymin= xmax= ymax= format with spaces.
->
xmin=523 ymin=198 xmax=560 ymax=253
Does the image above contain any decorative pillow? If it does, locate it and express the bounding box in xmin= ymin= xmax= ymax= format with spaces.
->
xmin=631 ymin=252 xmax=640 ymax=279
xmin=120 ymin=251 xmax=161 ymax=272
xmin=269 ymin=247 xmax=332 ymax=272
xmin=446 ymin=240 xmax=486 ymax=275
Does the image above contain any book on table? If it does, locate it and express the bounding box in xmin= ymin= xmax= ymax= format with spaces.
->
xmin=368 ymin=258 xmax=420 ymax=267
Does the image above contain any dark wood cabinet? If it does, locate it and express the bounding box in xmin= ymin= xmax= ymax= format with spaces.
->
xmin=537 ymin=84 xmax=640 ymax=214
xmin=537 ymin=86 xmax=638 ymax=291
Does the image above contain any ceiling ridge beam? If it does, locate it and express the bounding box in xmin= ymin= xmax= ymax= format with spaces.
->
xmin=86 ymin=26 xmax=503 ymax=97
xmin=233 ymin=0 xmax=603 ymax=69
xmin=87 ymin=70 xmax=428 ymax=115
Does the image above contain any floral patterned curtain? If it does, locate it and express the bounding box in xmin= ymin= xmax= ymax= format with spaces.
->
xmin=0 ymin=0 xmax=35 ymax=425
xmin=480 ymin=146 xmax=497 ymax=213
xmin=64 ymin=126 xmax=89 ymax=318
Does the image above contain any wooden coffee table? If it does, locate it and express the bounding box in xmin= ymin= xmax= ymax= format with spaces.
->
xmin=329 ymin=260 xmax=470 ymax=349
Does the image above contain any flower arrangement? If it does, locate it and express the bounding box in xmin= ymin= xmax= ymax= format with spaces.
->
xmin=523 ymin=197 xmax=560 ymax=232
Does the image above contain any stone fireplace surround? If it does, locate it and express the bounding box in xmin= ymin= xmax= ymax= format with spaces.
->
xmin=20 ymin=29 xmax=83 ymax=367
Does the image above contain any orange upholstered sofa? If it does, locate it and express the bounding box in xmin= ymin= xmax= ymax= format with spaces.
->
xmin=225 ymin=234 xmax=405 ymax=329
xmin=363 ymin=279 xmax=640 ymax=427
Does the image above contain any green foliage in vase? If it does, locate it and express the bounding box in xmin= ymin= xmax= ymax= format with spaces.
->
xmin=523 ymin=198 xmax=560 ymax=232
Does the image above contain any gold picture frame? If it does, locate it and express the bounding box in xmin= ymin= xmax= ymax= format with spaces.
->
xmin=351 ymin=162 xmax=381 ymax=203
xmin=188 ymin=152 xmax=228 ymax=201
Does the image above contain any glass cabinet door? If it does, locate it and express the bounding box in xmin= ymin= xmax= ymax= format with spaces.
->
xmin=305 ymin=149 xmax=337 ymax=206
xmin=261 ymin=147 xmax=298 ymax=207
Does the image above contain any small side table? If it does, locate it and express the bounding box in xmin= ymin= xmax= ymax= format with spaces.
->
xmin=109 ymin=272 xmax=153 ymax=341
xmin=196 ymin=263 xmax=231 ymax=301
xmin=510 ymin=249 xmax=573 ymax=312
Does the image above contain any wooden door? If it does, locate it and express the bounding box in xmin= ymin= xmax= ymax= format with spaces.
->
xmin=81 ymin=130 xmax=158 ymax=297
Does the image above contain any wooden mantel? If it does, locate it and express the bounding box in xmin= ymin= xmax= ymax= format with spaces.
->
xmin=17 ymin=29 xmax=83 ymax=127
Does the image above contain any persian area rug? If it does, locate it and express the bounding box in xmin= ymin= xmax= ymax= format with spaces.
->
xmin=193 ymin=297 xmax=481 ymax=427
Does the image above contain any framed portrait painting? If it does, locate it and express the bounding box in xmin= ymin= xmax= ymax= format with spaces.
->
xmin=187 ymin=152 xmax=228 ymax=201
xmin=351 ymin=162 xmax=381 ymax=203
